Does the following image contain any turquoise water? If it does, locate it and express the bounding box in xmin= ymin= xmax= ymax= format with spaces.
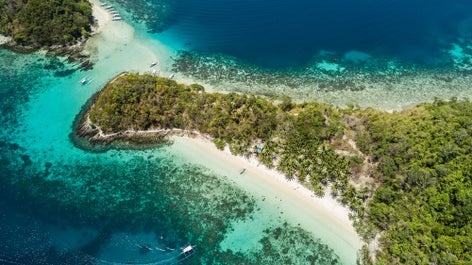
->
xmin=104 ymin=0 xmax=472 ymax=110
xmin=118 ymin=0 xmax=472 ymax=68
xmin=0 ymin=40 xmax=345 ymax=265
xmin=3 ymin=0 xmax=472 ymax=263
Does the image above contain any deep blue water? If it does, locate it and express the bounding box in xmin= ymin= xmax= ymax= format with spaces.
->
xmin=2 ymin=0 xmax=472 ymax=263
xmin=0 ymin=47 xmax=343 ymax=264
xmin=160 ymin=0 xmax=472 ymax=68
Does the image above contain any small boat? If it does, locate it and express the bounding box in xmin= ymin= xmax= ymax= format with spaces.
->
xmin=80 ymin=77 xmax=87 ymax=85
xmin=169 ymin=73 xmax=175 ymax=79
xmin=179 ymin=245 xmax=194 ymax=259
xmin=182 ymin=245 xmax=194 ymax=255
xmin=150 ymin=61 xmax=158 ymax=67
xmin=239 ymin=168 xmax=246 ymax=175
xmin=112 ymin=16 xmax=122 ymax=21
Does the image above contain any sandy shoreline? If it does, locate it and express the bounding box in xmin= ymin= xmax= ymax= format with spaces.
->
xmin=168 ymin=134 xmax=363 ymax=263
xmin=176 ymin=135 xmax=355 ymax=226
xmin=90 ymin=0 xmax=112 ymax=34
xmin=85 ymin=0 xmax=173 ymax=76
xmin=83 ymin=1 xmax=363 ymax=262
xmin=77 ymin=107 xmax=363 ymax=261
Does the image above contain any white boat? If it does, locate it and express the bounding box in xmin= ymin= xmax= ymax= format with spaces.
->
xmin=150 ymin=61 xmax=158 ymax=67
xmin=169 ymin=73 xmax=175 ymax=79
xmin=80 ymin=77 xmax=87 ymax=85
xmin=180 ymin=245 xmax=194 ymax=260
xmin=182 ymin=245 xmax=193 ymax=255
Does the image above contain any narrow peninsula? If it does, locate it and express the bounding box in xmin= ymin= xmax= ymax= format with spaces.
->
xmin=77 ymin=73 xmax=472 ymax=264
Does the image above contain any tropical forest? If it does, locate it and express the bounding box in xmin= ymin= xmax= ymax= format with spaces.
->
xmin=0 ymin=0 xmax=93 ymax=48
xmin=83 ymin=73 xmax=472 ymax=265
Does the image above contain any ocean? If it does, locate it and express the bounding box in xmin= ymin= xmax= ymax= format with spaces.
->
xmin=1 ymin=0 xmax=472 ymax=264
xmin=146 ymin=0 xmax=472 ymax=108
xmin=162 ymin=0 xmax=472 ymax=68
xmin=0 ymin=46 xmax=346 ymax=264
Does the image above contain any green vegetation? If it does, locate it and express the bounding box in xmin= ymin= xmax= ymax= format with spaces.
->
xmin=87 ymin=74 xmax=472 ymax=264
xmin=352 ymin=98 xmax=472 ymax=264
xmin=0 ymin=0 xmax=93 ymax=48
xmin=89 ymin=74 xmax=359 ymax=207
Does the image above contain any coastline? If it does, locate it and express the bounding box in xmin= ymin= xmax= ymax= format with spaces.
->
xmin=171 ymin=134 xmax=359 ymax=232
xmin=90 ymin=0 xmax=112 ymax=34
xmin=74 ymin=115 xmax=364 ymax=262
xmin=77 ymin=2 xmax=364 ymax=262
xmin=84 ymin=0 xmax=171 ymax=75
xmin=1 ymin=1 xmax=468 ymax=263
xmin=0 ymin=34 xmax=12 ymax=45
xmin=0 ymin=1 xmax=106 ymax=57
xmin=168 ymin=134 xmax=363 ymax=263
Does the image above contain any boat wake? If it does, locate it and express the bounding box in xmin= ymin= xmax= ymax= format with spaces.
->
xmin=85 ymin=244 xmax=195 ymax=265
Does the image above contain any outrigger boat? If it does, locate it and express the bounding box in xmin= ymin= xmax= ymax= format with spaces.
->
xmin=239 ymin=168 xmax=247 ymax=175
xmin=80 ymin=77 xmax=87 ymax=85
xmin=177 ymin=245 xmax=195 ymax=261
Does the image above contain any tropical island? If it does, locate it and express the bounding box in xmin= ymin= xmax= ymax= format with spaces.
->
xmin=2 ymin=1 xmax=470 ymax=263
xmin=76 ymin=73 xmax=472 ymax=264
xmin=0 ymin=0 xmax=93 ymax=55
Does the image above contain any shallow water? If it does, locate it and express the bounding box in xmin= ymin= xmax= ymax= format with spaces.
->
xmin=2 ymin=0 xmax=472 ymax=264
xmin=0 ymin=30 xmax=349 ymax=265
xmin=103 ymin=0 xmax=472 ymax=109
xmin=120 ymin=0 xmax=472 ymax=68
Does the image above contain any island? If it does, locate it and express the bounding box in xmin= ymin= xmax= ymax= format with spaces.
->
xmin=76 ymin=73 xmax=472 ymax=264
xmin=0 ymin=0 xmax=93 ymax=57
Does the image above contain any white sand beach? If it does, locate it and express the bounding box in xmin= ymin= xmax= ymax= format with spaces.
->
xmin=85 ymin=2 xmax=363 ymax=262
xmin=168 ymin=135 xmax=363 ymax=264
xmin=90 ymin=0 xmax=112 ymax=33
xmin=86 ymin=0 xmax=175 ymax=77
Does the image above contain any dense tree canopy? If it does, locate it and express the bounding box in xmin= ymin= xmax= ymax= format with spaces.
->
xmin=89 ymin=74 xmax=359 ymax=207
xmin=353 ymin=98 xmax=472 ymax=264
xmin=0 ymin=0 xmax=93 ymax=47
xmin=87 ymin=74 xmax=472 ymax=264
